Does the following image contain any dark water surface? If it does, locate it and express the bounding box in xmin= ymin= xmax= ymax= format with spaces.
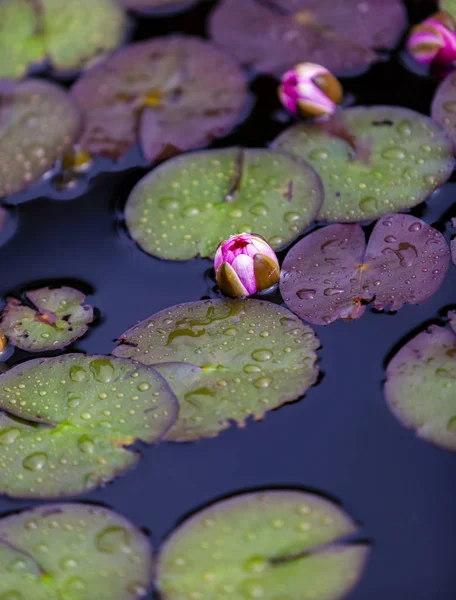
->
xmin=0 ymin=1 xmax=455 ymax=598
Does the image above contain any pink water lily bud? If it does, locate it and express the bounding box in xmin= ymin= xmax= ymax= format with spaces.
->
xmin=215 ymin=233 xmax=280 ymax=298
xmin=278 ymin=62 xmax=343 ymax=119
xmin=407 ymin=11 xmax=456 ymax=66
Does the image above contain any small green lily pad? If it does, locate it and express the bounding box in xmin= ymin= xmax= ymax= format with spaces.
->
xmin=272 ymin=106 xmax=454 ymax=223
xmin=1 ymin=287 xmax=94 ymax=351
xmin=0 ymin=354 xmax=177 ymax=497
xmin=0 ymin=79 xmax=81 ymax=198
xmin=125 ymin=148 xmax=323 ymax=260
xmin=113 ymin=299 xmax=320 ymax=441
xmin=0 ymin=503 xmax=153 ymax=599
xmin=156 ymin=490 xmax=369 ymax=600
xmin=431 ymin=70 xmax=456 ymax=153
xmin=0 ymin=0 xmax=126 ymax=78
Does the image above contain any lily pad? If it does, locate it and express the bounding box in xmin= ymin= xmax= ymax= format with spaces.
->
xmin=0 ymin=354 xmax=177 ymax=497
xmin=0 ymin=0 xmax=126 ymax=78
xmin=0 ymin=79 xmax=81 ymax=198
xmin=431 ymin=70 xmax=456 ymax=153
xmin=441 ymin=0 xmax=456 ymax=17
xmin=273 ymin=106 xmax=454 ymax=223
xmin=1 ymin=286 xmax=94 ymax=351
xmin=124 ymin=148 xmax=323 ymax=260
xmin=209 ymin=0 xmax=406 ymax=77
xmin=156 ymin=490 xmax=369 ymax=600
xmin=113 ymin=299 xmax=320 ymax=441
xmin=280 ymin=214 xmax=450 ymax=325
xmin=120 ymin=0 xmax=201 ymax=14
xmin=384 ymin=315 xmax=456 ymax=451
xmin=0 ymin=503 xmax=153 ymax=599
xmin=71 ymin=36 xmax=248 ymax=162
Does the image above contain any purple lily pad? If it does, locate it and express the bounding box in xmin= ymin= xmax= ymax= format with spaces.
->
xmin=280 ymin=214 xmax=450 ymax=325
xmin=1 ymin=286 xmax=94 ymax=351
xmin=209 ymin=0 xmax=406 ymax=77
xmin=71 ymin=36 xmax=248 ymax=161
xmin=0 ymin=79 xmax=81 ymax=198
xmin=431 ymin=70 xmax=456 ymax=153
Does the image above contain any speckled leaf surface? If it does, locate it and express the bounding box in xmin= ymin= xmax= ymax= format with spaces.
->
xmin=71 ymin=36 xmax=248 ymax=161
xmin=113 ymin=300 xmax=320 ymax=441
xmin=384 ymin=319 xmax=456 ymax=451
xmin=120 ymin=0 xmax=201 ymax=14
xmin=1 ymin=287 xmax=94 ymax=351
xmin=273 ymin=106 xmax=453 ymax=223
xmin=0 ymin=503 xmax=153 ymax=600
xmin=125 ymin=148 xmax=323 ymax=260
xmin=209 ymin=0 xmax=406 ymax=77
xmin=432 ymin=70 xmax=456 ymax=153
xmin=156 ymin=490 xmax=369 ymax=600
xmin=280 ymin=214 xmax=450 ymax=325
xmin=0 ymin=79 xmax=81 ymax=198
xmin=0 ymin=354 xmax=177 ymax=497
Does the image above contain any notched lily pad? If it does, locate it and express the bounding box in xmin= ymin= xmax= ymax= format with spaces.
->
xmin=273 ymin=106 xmax=454 ymax=223
xmin=120 ymin=0 xmax=201 ymax=15
xmin=156 ymin=490 xmax=369 ymax=600
xmin=0 ymin=503 xmax=153 ymax=599
xmin=0 ymin=354 xmax=177 ymax=497
xmin=71 ymin=36 xmax=248 ymax=162
xmin=385 ymin=314 xmax=456 ymax=451
xmin=432 ymin=70 xmax=456 ymax=153
xmin=0 ymin=0 xmax=126 ymax=78
xmin=0 ymin=79 xmax=81 ymax=198
xmin=113 ymin=299 xmax=320 ymax=441
xmin=280 ymin=214 xmax=450 ymax=325
xmin=125 ymin=147 xmax=323 ymax=260
xmin=209 ymin=0 xmax=406 ymax=77
xmin=1 ymin=286 xmax=94 ymax=351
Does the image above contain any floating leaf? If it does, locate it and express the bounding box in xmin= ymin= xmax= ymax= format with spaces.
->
xmin=0 ymin=79 xmax=81 ymax=198
xmin=441 ymin=0 xmax=456 ymax=17
xmin=0 ymin=0 xmax=126 ymax=78
xmin=1 ymin=287 xmax=94 ymax=351
xmin=0 ymin=354 xmax=177 ymax=497
xmin=125 ymin=148 xmax=322 ymax=260
xmin=384 ymin=315 xmax=456 ymax=451
xmin=113 ymin=299 xmax=320 ymax=441
xmin=431 ymin=70 xmax=456 ymax=153
xmin=71 ymin=36 xmax=248 ymax=162
xmin=156 ymin=490 xmax=369 ymax=600
xmin=209 ymin=0 xmax=406 ymax=77
xmin=120 ymin=0 xmax=201 ymax=14
xmin=272 ymin=106 xmax=454 ymax=222
xmin=0 ymin=503 xmax=153 ymax=599
xmin=280 ymin=214 xmax=450 ymax=325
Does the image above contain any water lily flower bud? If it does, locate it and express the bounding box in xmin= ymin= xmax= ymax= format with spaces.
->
xmin=278 ymin=62 xmax=343 ymax=119
xmin=407 ymin=11 xmax=456 ymax=66
xmin=215 ymin=233 xmax=280 ymax=298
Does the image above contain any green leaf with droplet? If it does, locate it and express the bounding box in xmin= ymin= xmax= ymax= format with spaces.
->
xmin=0 ymin=503 xmax=153 ymax=600
xmin=113 ymin=299 xmax=320 ymax=441
xmin=1 ymin=287 xmax=94 ymax=351
xmin=272 ymin=106 xmax=453 ymax=223
xmin=156 ymin=490 xmax=369 ymax=600
xmin=125 ymin=148 xmax=323 ymax=260
xmin=0 ymin=354 xmax=177 ymax=497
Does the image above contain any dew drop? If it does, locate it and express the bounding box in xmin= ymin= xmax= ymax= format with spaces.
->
xmin=309 ymin=149 xmax=328 ymax=160
xmin=67 ymin=394 xmax=81 ymax=408
xmin=323 ymin=288 xmax=344 ymax=296
xmin=78 ymin=435 xmax=95 ymax=454
xmin=408 ymin=222 xmax=422 ymax=232
xmin=23 ymin=452 xmax=47 ymax=471
xmin=223 ymin=328 xmax=238 ymax=336
xmin=70 ymin=366 xmax=87 ymax=382
xmin=251 ymin=350 xmax=272 ymax=362
xmin=182 ymin=206 xmax=199 ymax=217
xmin=137 ymin=382 xmax=150 ymax=392
xmin=359 ymin=196 xmax=378 ymax=212
xmin=447 ymin=416 xmax=456 ymax=432
xmin=284 ymin=211 xmax=301 ymax=223
xmin=243 ymin=556 xmax=267 ymax=573
xmin=241 ymin=579 xmax=265 ymax=598
xmin=297 ymin=289 xmax=316 ymax=300
xmin=243 ymin=364 xmax=262 ymax=373
xmin=61 ymin=557 xmax=78 ymax=570
xmin=381 ymin=146 xmax=406 ymax=160
xmin=159 ymin=197 xmax=180 ymax=210
xmin=90 ymin=359 xmax=114 ymax=383
xmin=96 ymin=526 xmax=130 ymax=554
xmin=396 ymin=120 xmax=412 ymax=135
xmin=249 ymin=203 xmax=268 ymax=216
xmin=254 ymin=376 xmax=272 ymax=389
xmin=0 ymin=428 xmax=20 ymax=445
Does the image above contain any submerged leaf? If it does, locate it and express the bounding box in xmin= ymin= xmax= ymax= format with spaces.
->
xmin=113 ymin=299 xmax=320 ymax=441
xmin=125 ymin=148 xmax=323 ymax=260
xmin=1 ymin=286 xmax=94 ymax=351
xmin=432 ymin=70 xmax=456 ymax=153
xmin=0 ymin=354 xmax=177 ymax=497
xmin=273 ymin=106 xmax=454 ymax=222
xmin=280 ymin=214 xmax=450 ymax=325
xmin=209 ymin=0 xmax=406 ymax=77
xmin=156 ymin=490 xmax=369 ymax=600
xmin=0 ymin=504 xmax=152 ymax=599
xmin=0 ymin=79 xmax=81 ymax=197
xmin=71 ymin=36 xmax=248 ymax=161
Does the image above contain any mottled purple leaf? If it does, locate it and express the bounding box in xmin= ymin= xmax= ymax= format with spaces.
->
xmin=431 ymin=70 xmax=456 ymax=153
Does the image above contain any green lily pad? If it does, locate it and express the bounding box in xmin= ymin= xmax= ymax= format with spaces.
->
xmin=431 ymin=70 xmax=456 ymax=153
xmin=0 ymin=0 xmax=126 ymax=78
xmin=0 ymin=79 xmax=81 ymax=198
xmin=0 ymin=354 xmax=177 ymax=497
xmin=156 ymin=490 xmax=369 ymax=600
xmin=113 ymin=299 xmax=320 ymax=441
xmin=384 ymin=316 xmax=456 ymax=452
xmin=124 ymin=148 xmax=323 ymax=260
xmin=0 ymin=503 xmax=153 ymax=599
xmin=441 ymin=0 xmax=456 ymax=17
xmin=272 ymin=106 xmax=454 ymax=223
xmin=1 ymin=287 xmax=94 ymax=351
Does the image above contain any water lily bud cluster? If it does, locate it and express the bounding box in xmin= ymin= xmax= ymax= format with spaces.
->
xmin=407 ymin=11 xmax=456 ymax=67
